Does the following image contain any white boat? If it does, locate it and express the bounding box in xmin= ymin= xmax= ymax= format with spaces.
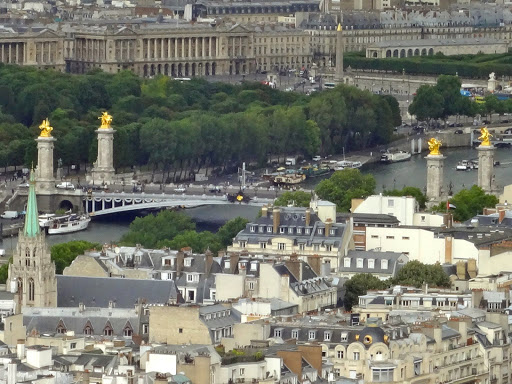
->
xmin=38 ymin=214 xmax=56 ymax=228
xmin=380 ymin=151 xmax=412 ymax=163
xmin=47 ymin=214 xmax=91 ymax=235
xmin=336 ymin=160 xmax=362 ymax=169
xmin=456 ymin=160 xmax=474 ymax=171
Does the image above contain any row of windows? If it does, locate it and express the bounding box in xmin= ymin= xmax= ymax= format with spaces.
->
xmin=253 ymin=241 xmax=333 ymax=252
xmin=344 ymin=258 xmax=388 ymax=269
xmin=274 ymin=329 xmax=349 ymax=342
xmin=250 ymin=225 xmax=336 ymax=236
xmin=370 ymin=235 xmax=409 ymax=240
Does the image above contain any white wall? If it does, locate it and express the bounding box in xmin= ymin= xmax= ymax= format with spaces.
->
xmin=413 ymin=212 xmax=445 ymax=227
xmin=218 ymin=361 xmax=267 ymax=383
xmin=232 ymin=300 xmax=272 ymax=317
xmin=354 ymin=195 xmax=417 ymax=225
xmin=146 ymin=353 xmax=177 ymax=375
xmin=26 ymin=348 xmax=52 ymax=368
xmin=216 ymin=274 xmax=245 ymax=301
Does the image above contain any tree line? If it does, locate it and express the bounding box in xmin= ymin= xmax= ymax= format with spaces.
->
xmin=409 ymin=75 xmax=512 ymax=123
xmin=0 ymin=65 xmax=400 ymax=181
xmin=344 ymin=51 xmax=512 ymax=78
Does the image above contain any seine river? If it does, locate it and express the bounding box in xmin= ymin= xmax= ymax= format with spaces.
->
xmin=2 ymin=147 xmax=510 ymax=251
xmin=305 ymin=147 xmax=512 ymax=193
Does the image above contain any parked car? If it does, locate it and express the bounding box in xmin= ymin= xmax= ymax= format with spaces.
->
xmin=56 ymin=181 xmax=75 ymax=190
xmin=454 ymin=129 xmax=464 ymax=134
xmin=18 ymin=182 xmax=29 ymax=188
xmin=1 ymin=211 xmax=18 ymax=219
xmin=312 ymin=156 xmax=322 ymax=162
xmin=174 ymin=186 xmax=186 ymax=193
xmin=210 ymin=186 xmax=222 ymax=193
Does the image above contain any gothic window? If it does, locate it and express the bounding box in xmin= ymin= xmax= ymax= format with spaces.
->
xmin=28 ymin=278 xmax=35 ymax=301
xmin=25 ymin=248 xmax=30 ymax=258
xmin=83 ymin=321 xmax=94 ymax=335
xmin=56 ymin=320 xmax=66 ymax=334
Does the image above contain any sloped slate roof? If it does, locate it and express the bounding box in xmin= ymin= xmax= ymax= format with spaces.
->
xmin=57 ymin=276 xmax=178 ymax=308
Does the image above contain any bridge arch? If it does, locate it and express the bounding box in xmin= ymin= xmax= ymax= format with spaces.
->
xmin=58 ymin=199 xmax=74 ymax=211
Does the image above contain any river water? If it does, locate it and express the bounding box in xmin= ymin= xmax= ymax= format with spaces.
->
xmin=305 ymin=147 xmax=512 ymax=193
xmin=2 ymin=147 xmax=510 ymax=251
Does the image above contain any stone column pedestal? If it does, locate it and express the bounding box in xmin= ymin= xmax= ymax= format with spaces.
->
xmin=477 ymin=145 xmax=497 ymax=194
xmin=35 ymin=136 xmax=56 ymax=193
xmin=426 ymin=154 xmax=445 ymax=201
xmin=87 ymin=128 xmax=116 ymax=186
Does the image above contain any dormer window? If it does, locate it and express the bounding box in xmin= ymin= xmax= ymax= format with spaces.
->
xmin=288 ymin=227 xmax=293 ymax=234
xmin=280 ymin=227 xmax=285 ymax=234
xmin=357 ymin=258 xmax=363 ymax=268
xmin=135 ymin=255 xmax=141 ymax=263
xmin=297 ymin=228 xmax=302 ymax=234
xmin=184 ymin=258 xmax=192 ymax=267
xmin=368 ymin=259 xmax=375 ymax=269
xmin=305 ymin=228 xmax=310 ymax=235
xmin=187 ymin=274 xmax=193 ymax=282
xmin=225 ymin=260 xmax=231 ymax=269
xmin=344 ymin=258 xmax=351 ymax=268
xmin=239 ymin=241 xmax=246 ymax=248
xmin=267 ymin=226 xmax=272 ymax=233
xmin=292 ymin=329 xmax=299 ymax=339
xmin=324 ymin=331 xmax=331 ymax=341
xmin=308 ymin=330 xmax=316 ymax=340
xmin=317 ymin=228 xmax=323 ymax=235
xmin=330 ymin=229 xmax=336 ymax=235
xmin=274 ymin=328 xmax=283 ymax=338
xmin=381 ymin=259 xmax=388 ymax=269
xmin=341 ymin=332 xmax=348 ymax=342
xmin=250 ymin=226 xmax=256 ymax=233
xmin=259 ymin=226 xmax=264 ymax=233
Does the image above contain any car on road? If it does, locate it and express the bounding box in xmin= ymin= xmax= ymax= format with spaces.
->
xmin=18 ymin=182 xmax=29 ymax=188
xmin=454 ymin=129 xmax=464 ymax=134
xmin=210 ymin=186 xmax=222 ymax=193
xmin=174 ymin=186 xmax=186 ymax=193
xmin=312 ymin=155 xmax=322 ymax=161
xmin=56 ymin=181 xmax=75 ymax=190
xmin=1 ymin=211 xmax=18 ymax=219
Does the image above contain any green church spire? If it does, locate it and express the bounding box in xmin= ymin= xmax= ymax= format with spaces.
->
xmin=23 ymin=170 xmax=40 ymax=238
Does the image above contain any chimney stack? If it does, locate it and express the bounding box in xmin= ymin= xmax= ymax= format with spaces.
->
xmin=305 ymin=208 xmax=312 ymax=227
xmin=230 ymin=253 xmax=240 ymax=274
xmin=307 ymin=255 xmax=321 ymax=276
xmin=205 ymin=249 xmax=213 ymax=276
xmin=16 ymin=340 xmax=25 ymax=360
xmin=273 ymin=207 xmax=281 ymax=234
xmin=261 ymin=205 xmax=268 ymax=218
xmin=325 ymin=219 xmax=332 ymax=237
xmin=176 ymin=251 xmax=185 ymax=278
xmin=499 ymin=209 xmax=506 ymax=224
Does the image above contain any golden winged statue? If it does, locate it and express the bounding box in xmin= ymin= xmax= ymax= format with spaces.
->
xmin=428 ymin=137 xmax=442 ymax=156
xmin=39 ymin=118 xmax=53 ymax=138
xmin=478 ymin=127 xmax=492 ymax=146
xmin=99 ymin=111 xmax=113 ymax=129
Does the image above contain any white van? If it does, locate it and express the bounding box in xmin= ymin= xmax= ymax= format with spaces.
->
xmin=56 ymin=182 xmax=75 ymax=190
xmin=1 ymin=211 xmax=18 ymax=219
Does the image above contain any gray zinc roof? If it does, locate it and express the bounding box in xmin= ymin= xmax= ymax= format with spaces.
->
xmin=57 ymin=276 xmax=178 ymax=308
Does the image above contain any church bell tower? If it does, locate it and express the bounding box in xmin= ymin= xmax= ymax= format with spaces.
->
xmin=8 ymin=170 xmax=57 ymax=311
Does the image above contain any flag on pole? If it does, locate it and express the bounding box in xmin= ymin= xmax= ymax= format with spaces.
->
xmin=446 ymin=201 xmax=456 ymax=210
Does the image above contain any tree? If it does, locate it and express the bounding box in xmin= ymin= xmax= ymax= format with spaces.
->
xmin=0 ymin=256 xmax=12 ymax=284
xmin=216 ymin=217 xmax=249 ymax=248
xmin=432 ymin=185 xmax=498 ymax=222
xmin=384 ymin=186 xmax=427 ymax=209
xmin=392 ymin=260 xmax=451 ymax=288
xmin=274 ymin=191 xmax=312 ymax=208
xmin=483 ymin=94 xmax=500 ymax=122
xmin=381 ymin=95 xmax=402 ymax=127
xmin=435 ymin=75 xmax=463 ymax=125
xmin=315 ymin=169 xmax=376 ymax=212
xmin=409 ymin=85 xmax=444 ymax=124
xmin=51 ymin=241 xmax=100 ymax=274
xmin=160 ymin=230 xmax=222 ymax=254
xmin=120 ymin=210 xmax=196 ymax=248
xmin=344 ymin=273 xmax=388 ymax=311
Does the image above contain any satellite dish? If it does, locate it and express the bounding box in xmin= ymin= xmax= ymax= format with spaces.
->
xmin=114 ymin=247 xmax=120 ymax=254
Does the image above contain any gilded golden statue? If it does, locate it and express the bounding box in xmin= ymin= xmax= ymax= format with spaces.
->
xmin=478 ymin=127 xmax=492 ymax=146
xmin=39 ymin=118 xmax=53 ymax=138
xmin=428 ymin=138 xmax=442 ymax=156
xmin=98 ymin=111 xmax=113 ymax=129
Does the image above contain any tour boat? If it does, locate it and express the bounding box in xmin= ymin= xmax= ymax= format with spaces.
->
xmin=38 ymin=213 xmax=56 ymax=228
xmin=456 ymin=160 xmax=474 ymax=171
xmin=273 ymin=173 xmax=306 ymax=185
xmin=336 ymin=160 xmax=363 ymax=169
xmin=380 ymin=151 xmax=412 ymax=163
xmin=47 ymin=214 xmax=91 ymax=235
xmin=299 ymin=165 xmax=330 ymax=178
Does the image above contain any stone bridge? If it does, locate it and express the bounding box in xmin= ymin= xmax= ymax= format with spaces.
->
xmin=84 ymin=191 xmax=274 ymax=216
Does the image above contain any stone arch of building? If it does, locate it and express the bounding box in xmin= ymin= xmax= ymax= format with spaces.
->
xmin=58 ymin=199 xmax=74 ymax=211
